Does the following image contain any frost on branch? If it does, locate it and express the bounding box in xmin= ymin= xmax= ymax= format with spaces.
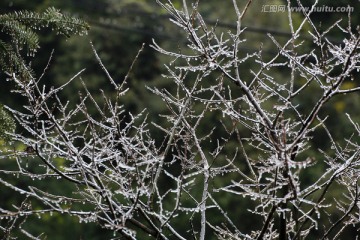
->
xmin=1 ymin=45 xmax=163 ymax=239
xmin=1 ymin=0 xmax=360 ymax=239
xmin=150 ymin=0 xmax=360 ymax=239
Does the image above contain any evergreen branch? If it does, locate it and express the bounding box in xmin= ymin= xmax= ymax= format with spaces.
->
xmin=0 ymin=7 xmax=89 ymax=80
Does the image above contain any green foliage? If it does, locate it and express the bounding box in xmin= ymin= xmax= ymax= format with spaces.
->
xmin=0 ymin=105 xmax=15 ymax=141
xmin=0 ymin=1 xmax=359 ymax=239
xmin=0 ymin=7 xmax=89 ymax=80
xmin=0 ymin=6 xmax=89 ymax=142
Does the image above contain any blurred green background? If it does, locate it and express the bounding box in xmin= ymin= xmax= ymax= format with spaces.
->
xmin=0 ymin=0 xmax=359 ymax=239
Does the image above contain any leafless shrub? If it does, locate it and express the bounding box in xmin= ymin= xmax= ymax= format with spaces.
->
xmin=1 ymin=0 xmax=360 ymax=239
